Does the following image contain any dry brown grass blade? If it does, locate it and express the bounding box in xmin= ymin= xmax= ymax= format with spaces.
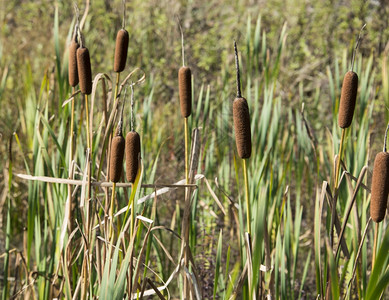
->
xmin=146 ymin=278 xmax=166 ymax=300
xmin=335 ymin=166 xmax=368 ymax=257
xmin=229 ymin=260 xmax=248 ymax=300
xmin=16 ymin=173 xmax=197 ymax=189
xmin=90 ymin=73 xmax=113 ymax=131
xmin=62 ymin=90 xmax=81 ymax=107
xmin=152 ymin=234 xmax=176 ymax=266
xmin=138 ymin=278 xmax=148 ymax=299
xmin=132 ymin=219 xmax=154 ymax=294
xmin=203 ymin=176 xmax=226 ymax=215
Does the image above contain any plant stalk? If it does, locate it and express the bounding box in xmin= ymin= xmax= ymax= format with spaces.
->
xmin=243 ymin=158 xmax=251 ymax=235
xmin=330 ymin=128 xmax=346 ymax=247
xmin=372 ymin=222 xmax=379 ymax=267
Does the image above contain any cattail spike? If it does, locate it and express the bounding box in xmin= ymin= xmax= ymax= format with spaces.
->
xmin=233 ymin=97 xmax=252 ymax=159
xmin=370 ymin=151 xmax=389 ymax=223
xmin=178 ymin=66 xmax=192 ymax=118
xmin=77 ymin=46 xmax=92 ymax=95
xmin=126 ymin=131 xmax=141 ymax=183
xmin=114 ymin=29 xmax=129 ymax=73
xmin=68 ymin=39 xmax=79 ymax=87
xmin=234 ymin=40 xmax=242 ymax=98
xmin=338 ymin=71 xmax=358 ymax=128
xmin=109 ymin=133 xmax=125 ymax=183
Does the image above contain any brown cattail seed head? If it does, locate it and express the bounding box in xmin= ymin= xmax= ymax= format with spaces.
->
xmin=76 ymin=47 xmax=92 ymax=95
xmin=338 ymin=71 xmax=358 ymax=128
xmin=178 ymin=66 xmax=192 ymax=118
xmin=125 ymin=131 xmax=141 ymax=183
xmin=114 ymin=29 xmax=129 ymax=73
xmin=370 ymin=152 xmax=389 ymax=223
xmin=233 ymin=97 xmax=251 ymax=159
xmin=68 ymin=39 xmax=79 ymax=87
xmin=109 ymin=133 xmax=125 ymax=183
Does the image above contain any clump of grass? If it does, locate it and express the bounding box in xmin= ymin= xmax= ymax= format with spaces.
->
xmin=177 ymin=18 xmax=192 ymax=119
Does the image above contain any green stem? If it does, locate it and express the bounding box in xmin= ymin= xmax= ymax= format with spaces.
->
xmin=184 ymin=117 xmax=189 ymax=184
xmin=109 ymin=182 xmax=116 ymax=240
xmin=372 ymin=222 xmax=379 ymax=268
xmin=243 ymin=159 xmax=251 ymax=235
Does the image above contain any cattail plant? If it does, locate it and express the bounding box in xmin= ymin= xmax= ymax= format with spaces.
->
xmin=125 ymin=84 xmax=141 ymax=239
xmin=76 ymin=33 xmax=92 ymax=152
xmin=370 ymin=125 xmax=389 ymax=266
xmin=330 ymin=25 xmax=366 ymax=248
xmin=125 ymin=84 xmax=141 ymax=184
xmin=233 ymin=41 xmax=252 ymax=234
xmin=67 ymin=5 xmax=80 ymax=235
xmin=177 ymin=20 xmax=192 ymax=185
xmin=113 ymin=0 xmax=129 ymax=106
xmin=108 ymin=116 xmax=125 ymax=239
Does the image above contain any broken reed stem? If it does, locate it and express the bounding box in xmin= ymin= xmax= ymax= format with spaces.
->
xmin=372 ymin=222 xmax=378 ymax=267
xmin=331 ymin=128 xmax=346 ymax=246
xmin=184 ymin=117 xmax=189 ymax=184
xmin=243 ymin=159 xmax=251 ymax=235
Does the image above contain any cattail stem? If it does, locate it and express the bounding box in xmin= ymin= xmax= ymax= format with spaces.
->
xmin=177 ymin=16 xmax=185 ymax=67
xmin=234 ymin=40 xmax=242 ymax=98
xmin=372 ymin=222 xmax=379 ymax=267
xmin=184 ymin=117 xmax=189 ymax=184
xmin=243 ymin=159 xmax=251 ymax=234
xmin=350 ymin=24 xmax=366 ymax=72
xmin=335 ymin=128 xmax=346 ymax=189
xmin=109 ymin=183 xmax=116 ymax=239
xmin=122 ymin=0 xmax=126 ymax=29
xmin=68 ymin=87 xmax=76 ymax=233
xmin=114 ymin=72 xmax=121 ymax=107
xmin=330 ymin=128 xmax=346 ymax=247
xmin=130 ymin=188 xmax=135 ymax=237
xmin=383 ymin=123 xmax=389 ymax=152
xmin=85 ymin=94 xmax=91 ymax=150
